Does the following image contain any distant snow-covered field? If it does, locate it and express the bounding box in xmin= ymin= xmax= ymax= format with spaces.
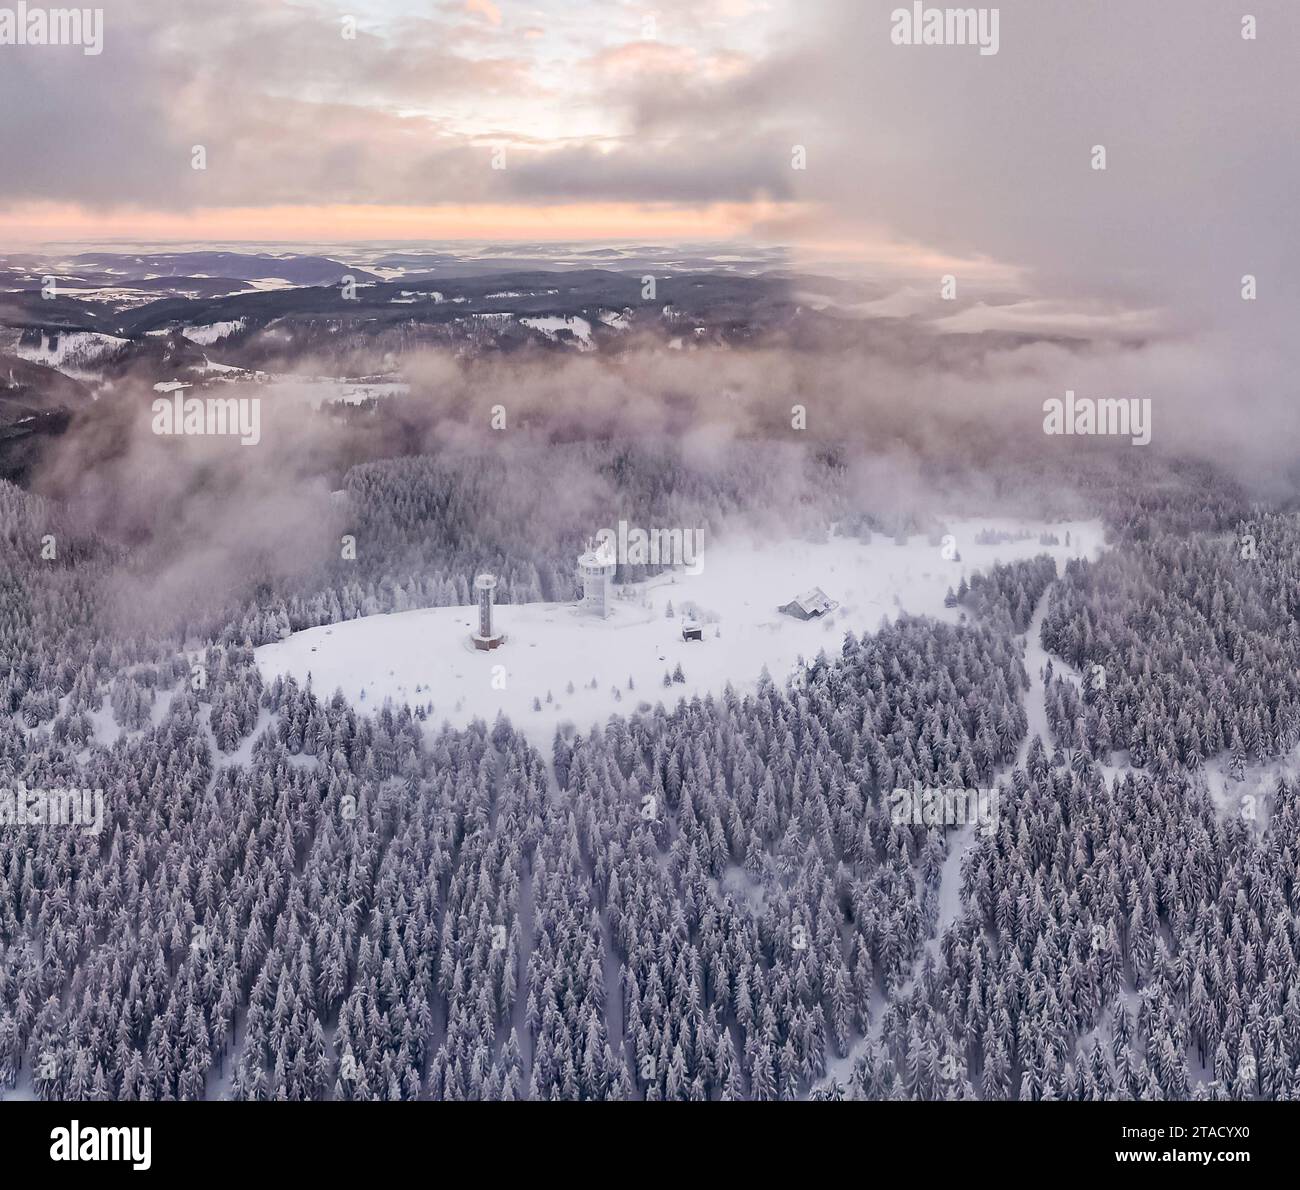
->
xmin=267 ymin=377 xmax=411 ymax=407
xmin=255 ymin=518 xmax=1105 ymax=744
xmin=182 ymin=319 xmax=247 ymax=345
xmin=16 ymin=329 xmax=127 ymax=370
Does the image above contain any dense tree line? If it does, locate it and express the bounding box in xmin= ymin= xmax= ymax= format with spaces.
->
xmin=950 ymin=555 xmax=1058 ymax=633
xmin=2 ymin=452 xmax=1297 ymax=1100
xmin=1041 ymin=512 xmax=1300 ymax=773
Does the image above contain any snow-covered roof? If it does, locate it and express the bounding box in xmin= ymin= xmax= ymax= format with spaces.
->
xmin=785 ymin=587 xmax=836 ymax=615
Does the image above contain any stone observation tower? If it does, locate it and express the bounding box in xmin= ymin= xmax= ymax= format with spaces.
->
xmin=472 ymin=573 xmax=505 ymax=649
xmin=577 ymin=538 xmax=616 ymax=619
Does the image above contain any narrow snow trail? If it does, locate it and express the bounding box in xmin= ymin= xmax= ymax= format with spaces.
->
xmin=928 ymin=584 xmax=1056 ymax=954
xmin=818 ymin=582 xmax=1059 ymax=1091
xmin=1015 ymin=589 xmax=1058 ymax=770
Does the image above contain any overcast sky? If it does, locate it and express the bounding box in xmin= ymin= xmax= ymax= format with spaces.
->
xmin=1 ymin=1 xmax=1296 ymax=335
xmin=0 ymin=0 xmax=806 ymax=242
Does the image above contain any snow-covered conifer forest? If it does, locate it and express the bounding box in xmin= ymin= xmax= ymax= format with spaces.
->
xmin=2 ymin=433 xmax=1298 ymax=1103
xmin=1 ymin=2 xmax=1296 ymax=1140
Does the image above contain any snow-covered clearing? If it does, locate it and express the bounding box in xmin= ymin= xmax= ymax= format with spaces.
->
xmin=241 ymin=278 xmax=297 ymax=292
xmin=182 ymin=319 xmax=247 ymax=345
xmin=255 ymin=518 xmax=1104 ymax=746
xmin=519 ymin=315 xmax=593 ymax=349
xmin=217 ymin=376 xmax=409 ymax=407
xmin=17 ymin=329 xmax=127 ymax=369
xmin=274 ymin=378 xmax=409 ymax=408
xmin=1200 ymin=747 xmax=1297 ymax=832
xmin=50 ymin=286 xmax=162 ymax=308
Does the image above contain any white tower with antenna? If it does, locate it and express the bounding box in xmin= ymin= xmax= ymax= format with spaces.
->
xmin=471 ymin=573 xmax=505 ymax=649
xmin=577 ymin=538 xmax=616 ymax=618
